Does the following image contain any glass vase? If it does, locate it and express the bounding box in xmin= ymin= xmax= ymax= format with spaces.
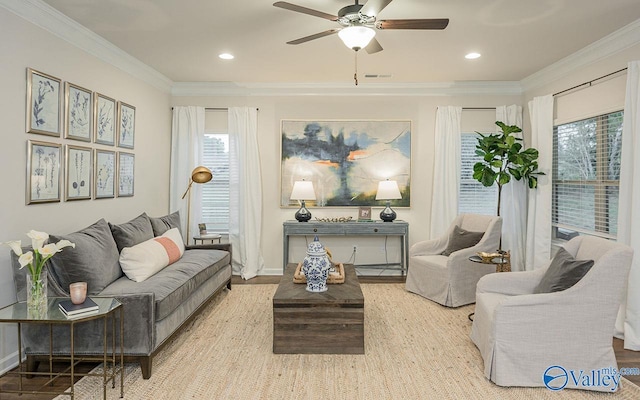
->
xmin=26 ymin=269 xmax=48 ymax=318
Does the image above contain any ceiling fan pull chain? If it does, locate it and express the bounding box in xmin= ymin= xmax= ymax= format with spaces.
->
xmin=354 ymin=51 xmax=359 ymax=86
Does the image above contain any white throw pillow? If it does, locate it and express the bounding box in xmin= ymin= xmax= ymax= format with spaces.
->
xmin=119 ymin=228 xmax=185 ymax=282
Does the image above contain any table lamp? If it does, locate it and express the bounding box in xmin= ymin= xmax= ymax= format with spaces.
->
xmin=290 ymin=180 xmax=316 ymax=222
xmin=181 ymin=166 xmax=213 ymax=243
xmin=376 ymin=179 xmax=402 ymax=222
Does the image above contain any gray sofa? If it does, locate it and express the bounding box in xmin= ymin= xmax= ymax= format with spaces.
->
xmin=11 ymin=212 xmax=232 ymax=379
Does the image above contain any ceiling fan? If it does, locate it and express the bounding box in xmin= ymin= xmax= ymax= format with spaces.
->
xmin=273 ymin=0 xmax=449 ymax=53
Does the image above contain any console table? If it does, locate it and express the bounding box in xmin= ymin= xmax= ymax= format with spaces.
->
xmin=282 ymin=220 xmax=409 ymax=275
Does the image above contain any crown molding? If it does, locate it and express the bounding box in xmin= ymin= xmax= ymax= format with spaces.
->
xmin=171 ymin=80 xmax=523 ymax=97
xmin=521 ymin=18 xmax=640 ymax=93
xmin=0 ymin=0 xmax=173 ymax=93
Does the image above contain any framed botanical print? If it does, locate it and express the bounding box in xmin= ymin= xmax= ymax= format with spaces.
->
xmin=26 ymin=68 xmax=61 ymax=136
xmin=117 ymin=102 xmax=135 ymax=149
xmin=94 ymin=92 xmax=116 ymax=145
xmin=65 ymin=145 xmax=92 ymax=200
xmin=64 ymin=82 xmax=92 ymax=142
xmin=117 ymin=152 xmax=135 ymax=197
xmin=27 ymin=140 xmax=61 ymax=204
xmin=94 ymin=149 xmax=115 ymax=199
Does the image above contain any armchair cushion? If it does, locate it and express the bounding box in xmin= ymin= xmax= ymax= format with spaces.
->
xmin=441 ymin=225 xmax=484 ymax=256
xmin=109 ymin=212 xmax=154 ymax=252
xmin=533 ymin=247 xmax=594 ymax=293
xmin=48 ymin=219 xmax=122 ymax=295
xmin=149 ymin=211 xmax=181 ymax=236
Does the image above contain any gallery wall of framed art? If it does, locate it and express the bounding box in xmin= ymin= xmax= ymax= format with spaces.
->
xmin=24 ymin=67 xmax=136 ymax=204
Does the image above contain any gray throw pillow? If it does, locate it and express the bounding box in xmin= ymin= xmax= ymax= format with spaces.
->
xmin=48 ymin=219 xmax=122 ymax=295
xmin=441 ymin=225 xmax=485 ymax=256
xmin=109 ymin=213 xmax=154 ymax=252
xmin=534 ymin=247 xmax=594 ymax=294
xmin=149 ymin=211 xmax=181 ymax=236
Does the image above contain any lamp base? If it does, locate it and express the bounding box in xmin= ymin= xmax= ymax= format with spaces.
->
xmin=295 ymin=201 xmax=312 ymax=222
xmin=380 ymin=204 xmax=396 ymax=222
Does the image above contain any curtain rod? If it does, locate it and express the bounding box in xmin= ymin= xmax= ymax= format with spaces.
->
xmin=462 ymin=107 xmax=496 ymax=110
xmin=553 ymin=67 xmax=628 ymax=97
xmin=170 ymin=107 xmax=259 ymax=111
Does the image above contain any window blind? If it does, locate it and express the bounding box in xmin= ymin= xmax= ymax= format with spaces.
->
xmin=201 ymin=133 xmax=230 ymax=233
xmin=552 ymin=111 xmax=622 ymax=240
xmin=459 ymin=132 xmax=498 ymax=216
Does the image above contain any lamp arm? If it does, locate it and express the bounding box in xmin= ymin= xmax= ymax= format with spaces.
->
xmin=181 ymin=179 xmax=193 ymax=200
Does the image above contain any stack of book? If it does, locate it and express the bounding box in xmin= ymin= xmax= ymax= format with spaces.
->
xmin=58 ymin=298 xmax=99 ymax=319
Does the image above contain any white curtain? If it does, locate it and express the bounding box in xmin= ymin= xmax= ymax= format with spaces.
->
xmin=228 ymin=107 xmax=265 ymax=279
xmin=170 ymin=106 xmax=205 ymax=243
xmin=616 ymin=60 xmax=640 ymax=349
xmin=430 ymin=106 xmax=462 ymax=238
xmin=525 ymin=95 xmax=554 ymax=270
xmin=496 ymin=106 xmax=527 ymax=271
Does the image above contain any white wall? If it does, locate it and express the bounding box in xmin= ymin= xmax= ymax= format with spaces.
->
xmin=0 ymin=8 xmax=172 ymax=372
xmin=172 ymin=94 xmax=522 ymax=274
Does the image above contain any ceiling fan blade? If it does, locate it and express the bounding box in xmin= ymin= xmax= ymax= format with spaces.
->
xmin=286 ymin=29 xmax=340 ymax=45
xmin=360 ymin=0 xmax=393 ymax=17
xmin=377 ymin=18 xmax=449 ymax=30
xmin=273 ymin=2 xmax=338 ymax=21
xmin=365 ymin=38 xmax=383 ymax=54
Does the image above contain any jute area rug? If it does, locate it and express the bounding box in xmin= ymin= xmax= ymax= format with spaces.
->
xmin=58 ymin=284 xmax=640 ymax=400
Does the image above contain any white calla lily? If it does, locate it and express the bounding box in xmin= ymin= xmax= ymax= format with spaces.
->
xmin=55 ymin=240 xmax=75 ymax=251
xmin=4 ymin=240 xmax=23 ymax=256
xmin=39 ymin=243 xmax=59 ymax=257
xmin=18 ymin=251 xmax=33 ymax=269
xmin=27 ymin=230 xmax=49 ymax=251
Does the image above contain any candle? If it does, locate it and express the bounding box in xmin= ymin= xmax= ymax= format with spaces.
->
xmin=69 ymin=282 xmax=87 ymax=304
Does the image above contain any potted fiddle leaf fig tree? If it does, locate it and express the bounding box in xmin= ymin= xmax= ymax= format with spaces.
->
xmin=473 ymin=121 xmax=544 ymax=216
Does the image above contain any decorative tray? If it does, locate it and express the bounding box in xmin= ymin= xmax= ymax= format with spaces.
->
xmin=293 ymin=262 xmax=345 ymax=284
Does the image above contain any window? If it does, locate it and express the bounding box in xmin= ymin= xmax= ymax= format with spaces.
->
xmin=552 ymin=111 xmax=622 ymax=240
xmin=201 ymin=133 xmax=230 ymax=233
xmin=459 ymin=132 xmax=498 ymax=215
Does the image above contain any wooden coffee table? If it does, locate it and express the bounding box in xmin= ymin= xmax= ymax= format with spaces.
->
xmin=273 ymin=263 xmax=364 ymax=354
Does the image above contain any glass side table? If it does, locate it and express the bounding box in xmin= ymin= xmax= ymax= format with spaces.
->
xmin=0 ymin=297 xmax=124 ymax=399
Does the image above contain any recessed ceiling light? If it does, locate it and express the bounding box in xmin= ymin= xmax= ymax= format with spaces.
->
xmin=219 ymin=53 xmax=234 ymax=60
xmin=465 ymin=52 xmax=481 ymax=60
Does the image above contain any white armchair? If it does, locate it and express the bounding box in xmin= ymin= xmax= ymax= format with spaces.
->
xmin=405 ymin=214 xmax=502 ymax=307
xmin=470 ymin=236 xmax=633 ymax=392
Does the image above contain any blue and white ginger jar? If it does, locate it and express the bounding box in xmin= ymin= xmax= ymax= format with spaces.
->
xmin=302 ymin=237 xmax=331 ymax=293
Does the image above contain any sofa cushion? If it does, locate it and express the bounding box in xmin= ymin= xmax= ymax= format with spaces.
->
xmin=48 ymin=219 xmax=122 ymax=295
xmin=109 ymin=213 xmax=154 ymax=252
xmin=149 ymin=211 xmax=181 ymax=237
xmin=534 ymin=247 xmax=594 ymax=293
xmin=101 ymin=249 xmax=230 ymax=320
xmin=442 ymin=225 xmax=485 ymax=256
xmin=119 ymin=228 xmax=185 ymax=282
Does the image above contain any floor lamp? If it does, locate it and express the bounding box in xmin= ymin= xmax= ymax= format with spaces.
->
xmin=181 ymin=166 xmax=213 ymax=244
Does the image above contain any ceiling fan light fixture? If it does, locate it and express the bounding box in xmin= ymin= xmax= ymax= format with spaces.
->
xmin=338 ymin=26 xmax=375 ymax=51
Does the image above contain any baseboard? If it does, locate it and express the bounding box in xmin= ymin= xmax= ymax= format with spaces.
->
xmin=0 ymin=350 xmax=19 ymax=376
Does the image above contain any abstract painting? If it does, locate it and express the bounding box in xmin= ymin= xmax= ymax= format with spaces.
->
xmin=27 ymin=140 xmax=61 ymax=204
xmin=95 ymin=149 xmax=115 ymax=198
xmin=281 ymin=120 xmax=411 ymax=207
xmin=117 ymin=102 xmax=135 ymax=149
xmin=94 ymin=93 xmax=116 ymax=145
xmin=64 ymin=82 xmax=92 ymax=141
xmin=65 ymin=145 xmax=92 ymax=200
xmin=26 ymin=68 xmax=61 ymax=136
xmin=117 ymin=152 xmax=134 ymax=197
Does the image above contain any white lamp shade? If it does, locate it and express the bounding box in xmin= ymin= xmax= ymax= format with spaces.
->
xmin=338 ymin=26 xmax=376 ymax=50
xmin=375 ymin=180 xmax=402 ymax=200
xmin=290 ymin=180 xmax=316 ymax=200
